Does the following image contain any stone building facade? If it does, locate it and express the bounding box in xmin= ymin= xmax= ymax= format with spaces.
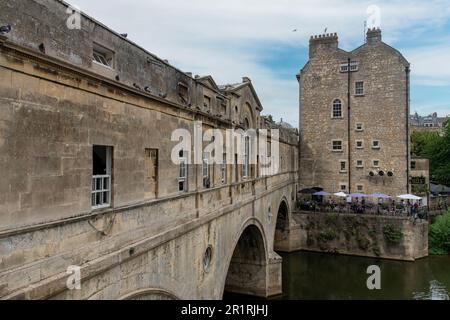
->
xmin=0 ymin=0 xmax=298 ymax=299
xmin=298 ymin=28 xmax=411 ymax=196
xmin=410 ymin=112 xmax=448 ymax=129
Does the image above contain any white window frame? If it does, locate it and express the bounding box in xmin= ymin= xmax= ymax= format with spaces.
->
xmin=372 ymin=140 xmax=381 ymax=149
xmin=349 ymin=61 xmax=359 ymax=71
xmin=332 ymin=99 xmax=343 ymax=118
xmin=92 ymin=43 xmax=114 ymax=69
xmin=356 ymin=160 xmax=364 ymax=168
xmin=356 ymin=123 xmax=364 ymax=131
xmin=340 ymin=61 xmax=359 ymax=73
xmin=373 ymin=159 xmax=380 ymax=168
xmin=355 ymin=81 xmax=364 ymax=96
xmin=356 ymin=184 xmax=364 ymax=192
xmin=92 ymin=146 xmax=112 ymax=210
xmin=356 ymin=140 xmax=364 ymax=149
xmin=339 ymin=183 xmax=348 ymax=192
xmin=332 ymin=140 xmax=343 ymax=152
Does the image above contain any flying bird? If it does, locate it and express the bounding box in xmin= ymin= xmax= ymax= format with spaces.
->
xmin=292 ymin=29 xmax=298 ymax=32
xmin=0 ymin=25 xmax=11 ymax=34
xmin=324 ymin=27 xmax=328 ymax=33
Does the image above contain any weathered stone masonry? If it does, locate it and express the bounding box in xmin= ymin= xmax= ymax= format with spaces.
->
xmin=0 ymin=0 xmax=299 ymax=299
xmin=298 ymin=29 xmax=410 ymax=196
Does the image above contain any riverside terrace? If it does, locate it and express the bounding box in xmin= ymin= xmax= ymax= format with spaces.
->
xmin=297 ymin=190 xmax=431 ymax=219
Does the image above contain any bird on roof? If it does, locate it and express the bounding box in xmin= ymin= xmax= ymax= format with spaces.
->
xmin=0 ymin=25 xmax=11 ymax=34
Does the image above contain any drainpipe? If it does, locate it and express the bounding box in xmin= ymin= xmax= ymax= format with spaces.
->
xmin=297 ymin=72 xmax=302 ymax=191
xmin=347 ymin=58 xmax=352 ymax=193
xmin=406 ymin=66 xmax=411 ymax=194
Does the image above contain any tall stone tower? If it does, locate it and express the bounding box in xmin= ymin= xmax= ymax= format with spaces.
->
xmin=297 ymin=28 xmax=411 ymax=196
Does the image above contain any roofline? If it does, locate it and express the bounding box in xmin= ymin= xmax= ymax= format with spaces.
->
xmin=58 ymin=0 xmax=193 ymax=78
xmin=196 ymin=75 xmax=221 ymax=92
xmin=222 ymin=82 xmax=263 ymax=111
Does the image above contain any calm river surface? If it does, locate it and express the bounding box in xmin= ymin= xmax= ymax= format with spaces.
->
xmin=278 ymin=251 xmax=450 ymax=300
xmin=225 ymin=251 xmax=450 ymax=300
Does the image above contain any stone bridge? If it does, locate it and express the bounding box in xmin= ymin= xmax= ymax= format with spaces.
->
xmin=0 ymin=0 xmax=299 ymax=300
xmin=0 ymin=176 xmax=295 ymax=300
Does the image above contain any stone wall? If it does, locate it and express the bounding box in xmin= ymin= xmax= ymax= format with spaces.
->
xmin=280 ymin=212 xmax=428 ymax=261
xmin=0 ymin=0 xmax=299 ymax=299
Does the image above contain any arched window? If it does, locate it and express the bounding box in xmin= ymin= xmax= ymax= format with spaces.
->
xmin=332 ymin=99 xmax=342 ymax=118
xmin=244 ymin=118 xmax=250 ymax=130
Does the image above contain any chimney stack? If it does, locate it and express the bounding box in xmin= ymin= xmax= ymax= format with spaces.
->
xmin=366 ymin=27 xmax=382 ymax=44
xmin=309 ymin=32 xmax=338 ymax=58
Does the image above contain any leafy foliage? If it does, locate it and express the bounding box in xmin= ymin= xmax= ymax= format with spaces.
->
xmin=411 ymin=123 xmax=450 ymax=186
xmin=429 ymin=212 xmax=450 ymax=255
xmin=383 ymin=224 xmax=403 ymax=245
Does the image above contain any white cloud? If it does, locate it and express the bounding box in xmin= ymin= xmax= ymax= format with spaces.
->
xmin=405 ymin=45 xmax=450 ymax=86
xmin=69 ymin=0 xmax=450 ymax=125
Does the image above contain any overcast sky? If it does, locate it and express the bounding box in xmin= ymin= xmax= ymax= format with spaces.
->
xmin=68 ymin=0 xmax=450 ymax=126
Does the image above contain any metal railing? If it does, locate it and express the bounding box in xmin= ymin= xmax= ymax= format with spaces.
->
xmin=297 ymin=201 xmax=429 ymax=219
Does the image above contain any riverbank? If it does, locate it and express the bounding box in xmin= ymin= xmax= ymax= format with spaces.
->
xmin=276 ymin=212 xmax=428 ymax=261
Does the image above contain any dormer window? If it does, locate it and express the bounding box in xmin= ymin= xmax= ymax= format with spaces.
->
xmin=92 ymin=43 xmax=114 ymax=68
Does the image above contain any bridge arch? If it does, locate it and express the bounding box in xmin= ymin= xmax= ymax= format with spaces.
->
xmin=274 ymin=197 xmax=291 ymax=252
xmin=221 ymin=218 xmax=269 ymax=298
xmin=118 ymin=288 xmax=179 ymax=300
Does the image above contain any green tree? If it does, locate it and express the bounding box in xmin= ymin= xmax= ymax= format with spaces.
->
xmin=429 ymin=212 xmax=450 ymax=255
xmin=411 ymin=123 xmax=450 ymax=186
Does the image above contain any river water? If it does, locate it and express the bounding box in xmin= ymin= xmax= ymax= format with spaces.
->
xmin=278 ymin=251 xmax=450 ymax=300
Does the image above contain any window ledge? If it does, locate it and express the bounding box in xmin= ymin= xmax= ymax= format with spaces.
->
xmin=332 ymin=150 xmax=344 ymax=153
xmin=92 ymin=60 xmax=114 ymax=70
xmin=331 ymin=117 xmax=344 ymax=120
xmin=354 ymin=94 xmax=365 ymax=97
